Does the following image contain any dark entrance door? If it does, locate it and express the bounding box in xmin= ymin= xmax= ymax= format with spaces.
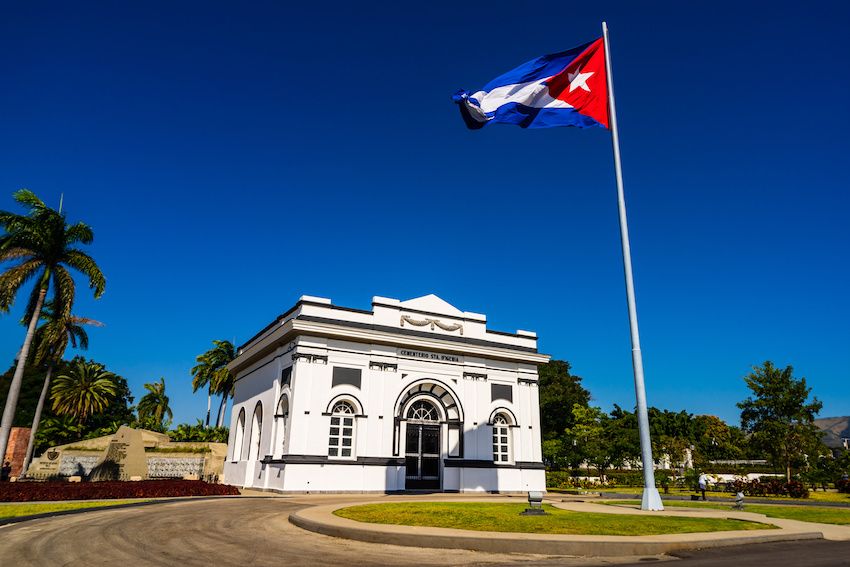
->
xmin=405 ymin=424 xmax=440 ymax=489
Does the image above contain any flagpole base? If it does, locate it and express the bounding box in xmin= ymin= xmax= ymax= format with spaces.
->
xmin=641 ymin=487 xmax=664 ymax=511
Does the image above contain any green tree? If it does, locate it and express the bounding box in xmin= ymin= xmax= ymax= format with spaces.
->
xmin=0 ymin=359 xmax=68 ymax=428
xmin=648 ymin=408 xmax=695 ymax=469
xmin=34 ymin=414 xmax=84 ymax=452
xmin=169 ymin=419 xmax=229 ymax=443
xmin=565 ymin=404 xmax=617 ymax=480
xmin=606 ymin=404 xmax=642 ymax=467
xmin=86 ymin=367 xmax=134 ymax=433
xmin=538 ymin=360 xmax=590 ymax=467
xmin=0 ymin=189 xmax=105 ymax=458
xmin=3 ymin=357 xmax=132 ymax=454
xmin=197 ymin=340 xmax=236 ymax=427
xmin=737 ymin=361 xmax=824 ymax=481
xmin=191 ymin=341 xmax=232 ymax=427
xmin=692 ymin=414 xmax=744 ymax=463
xmin=137 ymin=377 xmax=173 ymax=430
xmin=50 ymin=359 xmax=117 ymax=428
xmin=538 ymin=360 xmax=591 ymax=438
xmin=21 ymin=302 xmax=103 ymax=473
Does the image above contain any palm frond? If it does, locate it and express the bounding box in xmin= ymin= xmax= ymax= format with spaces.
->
xmin=51 ymin=359 xmax=117 ymax=423
xmin=13 ymin=189 xmax=48 ymax=211
xmin=21 ymin=281 xmax=47 ymax=327
xmin=64 ymin=249 xmax=105 ymax=298
xmin=138 ymin=377 xmax=172 ymax=427
xmin=64 ymin=222 xmax=95 ymax=245
xmin=0 ymin=259 xmax=43 ymax=311
xmin=0 ymin=247 xmax=34 ymax=262
xmin=66 ymin=323 xmax=89 ymax=351
xmin=51 ymin=265 xmax=76 ymax=318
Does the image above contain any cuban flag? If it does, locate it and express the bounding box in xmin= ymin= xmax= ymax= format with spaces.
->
xmin=453 ymin=38 xmax=609 ymax=130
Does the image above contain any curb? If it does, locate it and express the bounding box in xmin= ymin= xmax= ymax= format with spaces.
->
xmin=288 ymin=502 xmax=824 ymax=557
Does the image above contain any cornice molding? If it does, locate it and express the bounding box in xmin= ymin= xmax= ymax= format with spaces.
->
xmin=230 ymin=316 xmax=549 ymax=374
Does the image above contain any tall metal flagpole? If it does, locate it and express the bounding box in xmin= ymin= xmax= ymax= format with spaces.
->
xmin=602 ymin=21 xmax=663 ymax=511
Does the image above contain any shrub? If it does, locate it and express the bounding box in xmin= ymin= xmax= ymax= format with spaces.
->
xmin=728 ymin=477 xmax=809 ymax=498
xmin=606 ymin=471 xmax=646 ymax=487
xmin=0 ymin=480 xmax=239 ymax=502
xmin=545 ymin=471 xmax=602 ymax=490
xmin=168 ymin=421 xmax=229 ymax=443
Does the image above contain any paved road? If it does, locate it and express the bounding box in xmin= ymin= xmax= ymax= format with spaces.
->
xmin=1 ymin=497 xmax=848 ymax=567
xmin=629 ymin=540 xmax=850 ymax=567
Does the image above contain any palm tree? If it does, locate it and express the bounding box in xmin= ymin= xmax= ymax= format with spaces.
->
xmin=190 ymin=351 xmax=215 ymax=427
xmin=0 ymin=190 xmax=105 ymax=459
xmin=193 ymin=340 xmax=236 ymax=427
xmin=137 ymin=377 xmax=173 ymax=430
xmin=212 ymin=366 xmax=236 ymax=427
xmin=20 ymin=302 xmax=103 ymax=474
xmin=50 ymin=359 xmax=117 ymax=429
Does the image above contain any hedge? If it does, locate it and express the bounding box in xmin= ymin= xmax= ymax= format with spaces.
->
xmin=728 ymin=478 xmax=809 ymax=498
xmin=0 ymin=480 xmax=240 ymax=502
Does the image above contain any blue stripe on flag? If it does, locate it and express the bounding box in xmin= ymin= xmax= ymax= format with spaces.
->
xmin=486 ymin=102 xmax=604 ymax=129
xmin=480 ymin=40 xmax=596 ymax=91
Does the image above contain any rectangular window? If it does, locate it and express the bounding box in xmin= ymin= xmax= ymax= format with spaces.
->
xmin=493 ymin=425 xmax=510 ymax=463
xmin=328 ymin=411 xmax=356 ymax=459
xmin=491 ymin=384 xmax=513 ymax=403
xmin=332 ymin=367 xmax=362 ymax=389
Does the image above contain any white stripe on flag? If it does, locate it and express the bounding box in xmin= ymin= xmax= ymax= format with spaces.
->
xmin=470 ymin=77 xmax=573 ymax=113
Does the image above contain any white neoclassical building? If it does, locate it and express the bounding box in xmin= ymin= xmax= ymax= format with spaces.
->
xmin=223 ymin=294 xmax=549 ymax=493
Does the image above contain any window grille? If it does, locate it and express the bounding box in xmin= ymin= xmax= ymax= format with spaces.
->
xmin=492 ymin=414 xmax=511 ymax=463
xmin=328 ymin=401 xmax=356 ymax=459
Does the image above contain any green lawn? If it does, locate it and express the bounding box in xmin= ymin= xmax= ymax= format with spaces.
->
xmin=333 ymin=502 xmax=775 ymax=536
xmin=800 ymin=492 xmax=850 ymax=504
xmin=605 ymin=500 xmax=850 ymax=526
xmin=0 ymin=500 xmax=148 ymax=520
xmin=588 ymin=488 xmax=850 ymax=504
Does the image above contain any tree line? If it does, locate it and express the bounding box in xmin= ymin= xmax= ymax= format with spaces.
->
xmin=538 ymin=359 xmax=844 ymax=484
xmin=0 ymin=191 xmax=234 ymax=473
xmin=1 ymin=189 xmax=843 ymax=487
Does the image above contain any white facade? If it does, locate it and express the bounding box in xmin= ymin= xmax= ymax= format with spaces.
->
xmin=223 ymin=294 xmax=549 ymax=493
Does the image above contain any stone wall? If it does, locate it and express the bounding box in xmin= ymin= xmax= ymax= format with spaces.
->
xmin=3 ymin=427 xmax=32 ymax=477
xmin=146 ymin=456 xmax=206 ymax=478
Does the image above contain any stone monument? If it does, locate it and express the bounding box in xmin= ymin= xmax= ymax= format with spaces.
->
xmin=89 ymin=426 xmax=147 ymax=480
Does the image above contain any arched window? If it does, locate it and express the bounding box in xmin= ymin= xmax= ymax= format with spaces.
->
xmin=274 ymin=395 xmax=289 ymax=456
xmin=232 ymin=408 xmax=246 ymax=461
xmin=328 ymin=401 xmax=356 ymax=459
xmin=247 ymin=402 xmax=263 ymax=461
xmin=492 ymin=413 xmax=511 ymax=463
xmin=406 ymin=400 xmax=439 ymax=422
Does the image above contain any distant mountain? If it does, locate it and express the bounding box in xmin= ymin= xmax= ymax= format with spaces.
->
xmin=814 ymin=416 xmax=850 ymax=450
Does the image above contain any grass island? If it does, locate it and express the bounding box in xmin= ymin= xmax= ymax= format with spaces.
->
xmin=333 ymin=502 xmax=775 ymax=536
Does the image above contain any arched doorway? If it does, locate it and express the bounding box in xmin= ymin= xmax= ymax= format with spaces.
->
xmin=404 ymin=399 xmax=441 ymax=489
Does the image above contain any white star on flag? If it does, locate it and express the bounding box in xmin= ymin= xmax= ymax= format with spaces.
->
xmin=567 ymin=68 xmax=594 ymax=92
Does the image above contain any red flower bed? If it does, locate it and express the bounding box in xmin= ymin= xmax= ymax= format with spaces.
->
xmin=0 ymin=480 xmax=240 ymax=502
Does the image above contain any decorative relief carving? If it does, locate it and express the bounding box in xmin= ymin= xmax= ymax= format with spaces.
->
xmin=147 ymin=457 xmax=205 ymax=478
xmin=400 ymin=315 xmax=463 ymax=335
xmin=59 ymin=455 xmax=100 ymax=476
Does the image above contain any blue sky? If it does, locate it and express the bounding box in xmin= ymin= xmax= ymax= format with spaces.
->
xmin=1 ymin=1 xmax=848 ymax=427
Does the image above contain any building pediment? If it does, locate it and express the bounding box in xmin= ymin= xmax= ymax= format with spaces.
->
xmin=398 ymin=294 xmax=464 ymax=317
